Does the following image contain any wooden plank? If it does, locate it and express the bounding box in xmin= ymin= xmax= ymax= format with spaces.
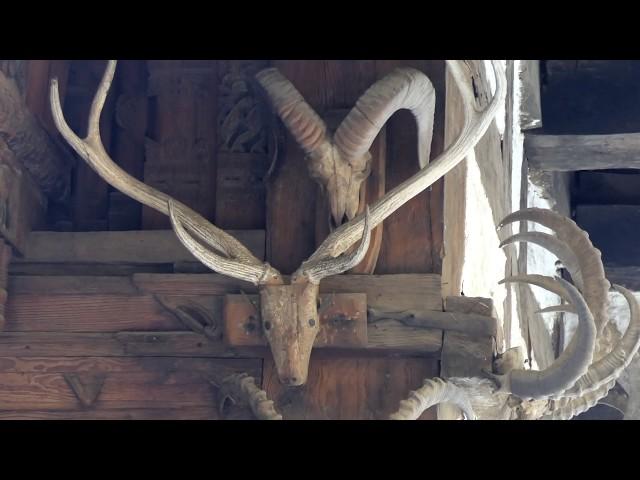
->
xmin=263 ymin=351 xmax=439 ymax=419
xmin=375 ymin=60 xmax=445 ymax=275
xmin=368 ymin=306 xmax=497 ymax=337
xmin=0 ymin=68 xmax=70 ymax=200
xmin=9 ymin=263 xmax=173 ymax=277
xmin=526 ymin=132 xmax=640 ymax=171
xmin=444 ymin=295 xmax=496 ymax=318
xmin=109 ymin=60 xmax=147 ymax=230
xmin=0 ymin=332 xmax=247 ymax=357
xmin=132 ymin=273 xmax=443 ymax=312
xmin=366 ymin=320 xmax=442 ymax=354
xmin=575 ymin=205 xmax=640 ymax=266
xmin=8 ymin=276 xmax=139 ymax=295
xmin=0 ymin=407 xmax=220 ymax=420
xmin=0 ymin=358 xmax=260 ymax=411
xmin=223 ymin=293 xmax=367 ymax=348
xmin=440 ymin=293 xmax=495 ymax=380
xmin=519 ymin=60 xmax=542 ymax=131
xmin=5 ymin=294 xmax=184 ymax=332
xmin=15 ymin=229 xmax=265 ymax=264
xmin=440 ymin=331 xmax=493 ymax=378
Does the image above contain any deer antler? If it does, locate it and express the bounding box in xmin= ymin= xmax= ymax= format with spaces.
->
xmin=49 ymin=61 xmax=282 ymax=287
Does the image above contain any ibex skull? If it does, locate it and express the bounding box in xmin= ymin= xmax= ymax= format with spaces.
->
xmin=50 ymin=60 xmax=505 ymax=386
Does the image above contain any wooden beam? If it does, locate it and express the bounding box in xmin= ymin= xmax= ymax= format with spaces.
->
xmin=605 ymin=266 xmax=640 ymax=291
xmin=0 ymin=154 xmax=47 ymax=253
xmin=13 ymin=229 xmax=265 ymax=265
xmin=519 ymin=60 xmax=542 ymax=131
xmin=526 ymin=132 xmax=640 ymax=171
xmin=0 ymin=69 xmax=70 ymax=200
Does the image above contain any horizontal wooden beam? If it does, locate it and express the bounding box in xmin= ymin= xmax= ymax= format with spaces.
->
xmin=0 ymin=70 xmax=71 ymax=200
xmin=11 ymin=272 xmax=443 ymax=312
xmin=14 ymin=229 xmax=266 ymax=264
xmin=525 ymin=132 xmax=640 ymax=171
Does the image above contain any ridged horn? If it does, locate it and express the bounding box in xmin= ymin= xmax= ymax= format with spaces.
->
xmin=335 ymin=67 xmax=436 ymax=169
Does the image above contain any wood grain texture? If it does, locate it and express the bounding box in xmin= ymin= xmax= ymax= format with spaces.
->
xmin=224 ymin=293 xmax=367 ymax=348
xmin=374 ymin=60 xmax=445 ymax=275
xmin=440 ymin=331 xmax=494 ymax=379
xmin=525 ymin=132 xmax=640 ymax=171
xmin=0 ymin=242 xmax=10 ymax=330
xmin=130 ymin=273 xmax=443 ymax=311
xmin=0 ymin=332 xmax=249 ymax=358
xmin=0 ymin=357 xmax=260 ymax=412
xmin=0 ymin=68 xmax=70 ymax=200
xmin=444 ymin=295 xmax=496 ymax=318
xmin=143 ymin=60 xmax=218 ymax=230
xmin=15 ymin=229 xmax=265 ymax=264
xmin=263 ymin=352 xmax=439 ymax=419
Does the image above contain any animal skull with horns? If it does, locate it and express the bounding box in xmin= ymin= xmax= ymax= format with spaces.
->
xmin=50 ymin=60 xmax=505 ymax=387
xmin=218 ymin=209 xmax=640 ymax=420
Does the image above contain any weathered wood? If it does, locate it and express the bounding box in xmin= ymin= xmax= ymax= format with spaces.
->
xmin=6 ymin=294 xmax=184 ymax=332
xmin=0 ymin=242 xmax=10 ymax=330
xmin=25 ymin=60 xmax=70 ymax=137
xmin=0 ymin=357 xmax=260 ymax=411
xmin=368 ymin=306 xmax=497 ymax=337
xmin=143 ymin=60 xmax=218 ymax=230
xmin=0 ymin=147 xmax=47 ymax=253
xmin=575 ymin=205 xmax=640 ymax=266
xmin=14 ymin=229 xmax=265 ymax=264
xmin=0 ymin=69 xmax=70 ymax=200
xmin=441 ymin=63 xmax=467 ymax=296
xmin=444 ymin=295 xmax=496 ymax=318
xmin=375 ymin=60 xmax=446 ymax=275
xmin=519 ymin=60 xmax=542 ymax=131
xmin=131 ymin=272 xmax=443 ymax=311
xmin=9 ymin=262 xmax=172 ymax=277
xmin=526 ymin=132 xmax=640 ymax=171
xmin=0 ymin=407 xmax=220 ymax=420
xmin=224 ymin=293 xmax=367 ymax=348
xmin=263 ymin=352 xmax=439 ymax=419
xmin=64 ymin=373 xmax=106 ymax=407
xmin=440 ymin=294 xmax=495 ymax=379
xmin=440 ymin=331 xmax=494 ymax=378
xmin=0 ymin=332 xmax=246 ymax=358
xmin=366 ymin=319 xmax=442 ymax=354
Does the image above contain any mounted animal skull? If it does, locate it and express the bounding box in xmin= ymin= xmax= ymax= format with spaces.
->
xmin=390 ymin=208 xmax=640 ymax=420
xmin=255 ymin=67 xmax=436 ymax=226
xmin=50 ymin=60 xmax=505 ymax=386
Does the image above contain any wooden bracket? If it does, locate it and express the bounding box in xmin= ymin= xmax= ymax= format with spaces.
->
xmin=223 ymin=293 xmax=368 ymax=348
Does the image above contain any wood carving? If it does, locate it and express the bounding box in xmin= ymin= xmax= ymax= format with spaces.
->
xmin=391 ymin=209 xmax=640 ymax=420
xmin=49 ymin=60 xmax=505 ymax=386
xmin=155 ymin=295 xmax=221 ymax=341
xmin=0 ymin=69 xmax=70 ymax=201
xmin=64 ymin=373 xmax=106 ymax=408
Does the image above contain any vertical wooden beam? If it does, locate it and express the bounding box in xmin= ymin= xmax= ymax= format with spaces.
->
xmin=109 ymin=60 xmax=148 ymax=230
xmin=215 ymin=60 xmax=270 ymax=230
xmin=374 ymin=60 xmax=446 ymax=275
xmin=143 ymin=61 xmax=217 ymax=230
xmin=519 ymin=60 xmax=542 ymax=131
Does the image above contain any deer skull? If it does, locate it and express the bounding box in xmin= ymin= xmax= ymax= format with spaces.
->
xmin=50 ymin=60 xmax=505 ymax=386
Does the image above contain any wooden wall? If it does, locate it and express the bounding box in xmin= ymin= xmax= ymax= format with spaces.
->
xmin=0 ymin=60 xmax=455 ymax=420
